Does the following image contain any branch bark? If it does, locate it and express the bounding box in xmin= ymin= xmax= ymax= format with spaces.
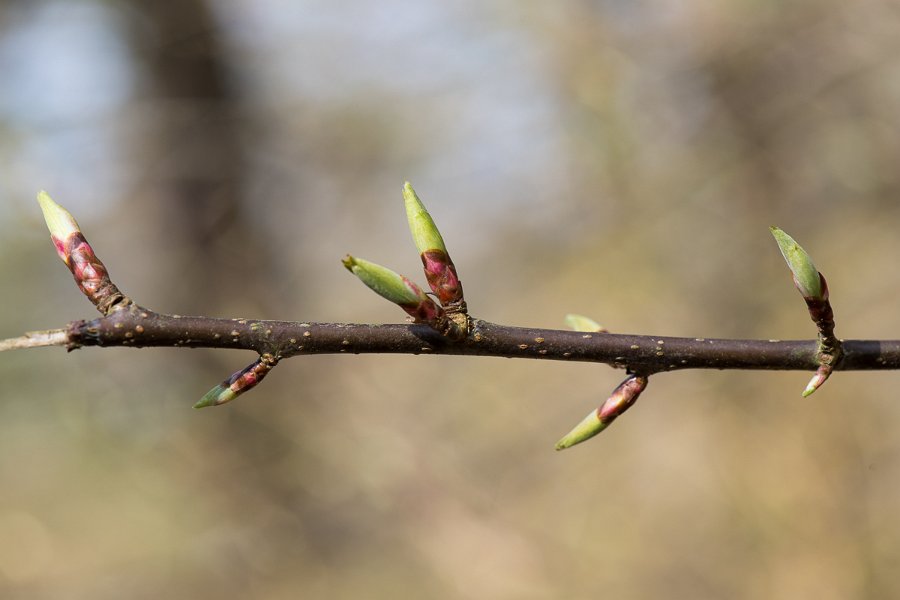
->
xmin=7 ymin=302 xmax=896 ymax=373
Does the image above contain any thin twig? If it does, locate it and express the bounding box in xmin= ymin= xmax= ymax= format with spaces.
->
xmin=0 ymin=329 xmax=69 ymax=351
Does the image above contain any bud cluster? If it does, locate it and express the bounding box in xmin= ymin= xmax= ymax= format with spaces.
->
xmin=343 ymin=183 xmax=468 ymax=338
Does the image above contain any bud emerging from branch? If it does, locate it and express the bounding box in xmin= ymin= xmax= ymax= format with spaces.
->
xmin=37 ymin=191 xmax=127 ymax=315
xmin=403 ymin=182 xmax=464 ymax=309
xmin=555 ymin=374 xmax=648 ymax=450
xmin=770 ymin=227 xmax=824 ymax=301
xmin=195 ymin=354 xmax=278 ymax=408
xmin=342 ymin=255 xmax=444 ymax=323
xmin=770 ymin=226 xmax=842 ymax=396
xmin=564 ymin=314 xmax=608 ymax=333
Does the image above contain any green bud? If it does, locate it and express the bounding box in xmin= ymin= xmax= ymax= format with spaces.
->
xmin=555 ymin=375 xmax=647 ymax=450
xmin=403 ymin=182 xmax=447 ymax=255
xmin=564 ymin=314 xmax=607 ymax=333
xmin=194 ymin=355 xmax=277 ymax=408
xmin=770 ymin=227 xmax=824 ymax=300
xmin=342 ymin=255 xmax=444 ymax=322
xmin=343 ymin=255 xmax=427 ymax=307
xmin=37 ymin=191 xmax=82 ymax=265
xmin=402 ymin=183 xmax=465 ymax=307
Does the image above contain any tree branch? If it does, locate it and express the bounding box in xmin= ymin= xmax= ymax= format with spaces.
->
xmin=3 ymin=304 xmax=893 ymax=372
xmin=9 ymin=186 xmax=896 ymax=448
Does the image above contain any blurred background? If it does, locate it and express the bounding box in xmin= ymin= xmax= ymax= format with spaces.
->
xmin=2 ymin=0 xmax=900 ymax=598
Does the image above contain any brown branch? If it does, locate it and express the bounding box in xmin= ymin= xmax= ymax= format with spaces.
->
xmin=3 ymin=302 xmax=894 ymax=373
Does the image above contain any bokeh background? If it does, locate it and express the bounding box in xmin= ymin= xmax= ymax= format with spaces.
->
xmin=3 ymin=1 xmax=900 ymax=598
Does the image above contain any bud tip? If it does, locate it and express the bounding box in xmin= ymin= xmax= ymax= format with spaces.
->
xmin=801 ymin=369 xmax=829 ymax=397
xmin=37 ymin=190 xmax=81 ymax=240
xmin=770 ymin=226 xmax=824 ymax=300
xmin=403 ymin=182 xmax=448 ymax=255
xmin=555 ymin=409 xmax=605 ymax=450
xmin=194 ymin=384 xmax=237 ymax=408
xmin=564 ymin=314 xmax=607 ymax=333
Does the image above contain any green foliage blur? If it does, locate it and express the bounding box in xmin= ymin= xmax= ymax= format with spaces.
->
xmin=2 ymin=1 xmax=900 ymax=598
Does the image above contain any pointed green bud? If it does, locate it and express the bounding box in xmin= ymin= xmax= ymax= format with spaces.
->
xmin=770 ymin=227 xmax=824 ymax=301
xmin=342 ymin=255 xmax=428 ymax=307
xmin=37 ymin=191 xmax=81 ymax=265
xmin=564 ymin=314 xmax=608 ymax=333
xmin=555 ymin=375 xmax=648 ymax=450
xmin=194 ymin=355 xmax=277 ymax=408
xmin=403 ymin=182 xmax=447 ymax=255
xmin=402 ymin=182 xmax=464 ymax=307
xmin=771 ymin=227 xmax=841 ymax=395
xmin=342 ymin=255 xmax=443 ymax=322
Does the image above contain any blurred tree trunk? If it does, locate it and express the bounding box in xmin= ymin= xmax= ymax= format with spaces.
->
xmin=117 ymin=5 xmax=334 ymax=571
xmin=122 ymin=0 xmax=272 ymax=316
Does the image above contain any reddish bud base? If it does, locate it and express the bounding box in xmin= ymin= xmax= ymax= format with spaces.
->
xmin=421 ymin=250 xmax=464 ymax=306
xmin=399 ymin=275 xmax=444 ymax=323
xmin=63 ymin=233 xmax=112 ymax=300
xmin=51 ymin=236 xmax=68 ymax=264
xmin=400 ymin=276 xmax=429 ymax=303
xmin=400 ymin=298 xmax=444 ymax=323
xmin=803 ymin=275 xmax=841 ymax=376
xmin=227 ymin=358 xmax=274 ymax=396
xmin=598 ymin=375 xmax=648 ymax=423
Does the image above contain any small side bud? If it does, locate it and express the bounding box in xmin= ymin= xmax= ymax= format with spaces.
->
xmin=403 ymin=182 xmax=464 ymax=308
xmin=802 ymin=367 xmax=829 ymax=398
xmin=194 ymin=354 xmax=277 ymax=408
xmin=36 ymin=191 xmax=127 ymax=315
xmin=555 ymin=375 xmax=648 ymax=450
xmin=342 ymin=255 xmax=443 ymax=323
xmin=770 ymin=227 xmax=824 ymax=301
xmin=564 ymin=314 xmax=608 ymax=333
